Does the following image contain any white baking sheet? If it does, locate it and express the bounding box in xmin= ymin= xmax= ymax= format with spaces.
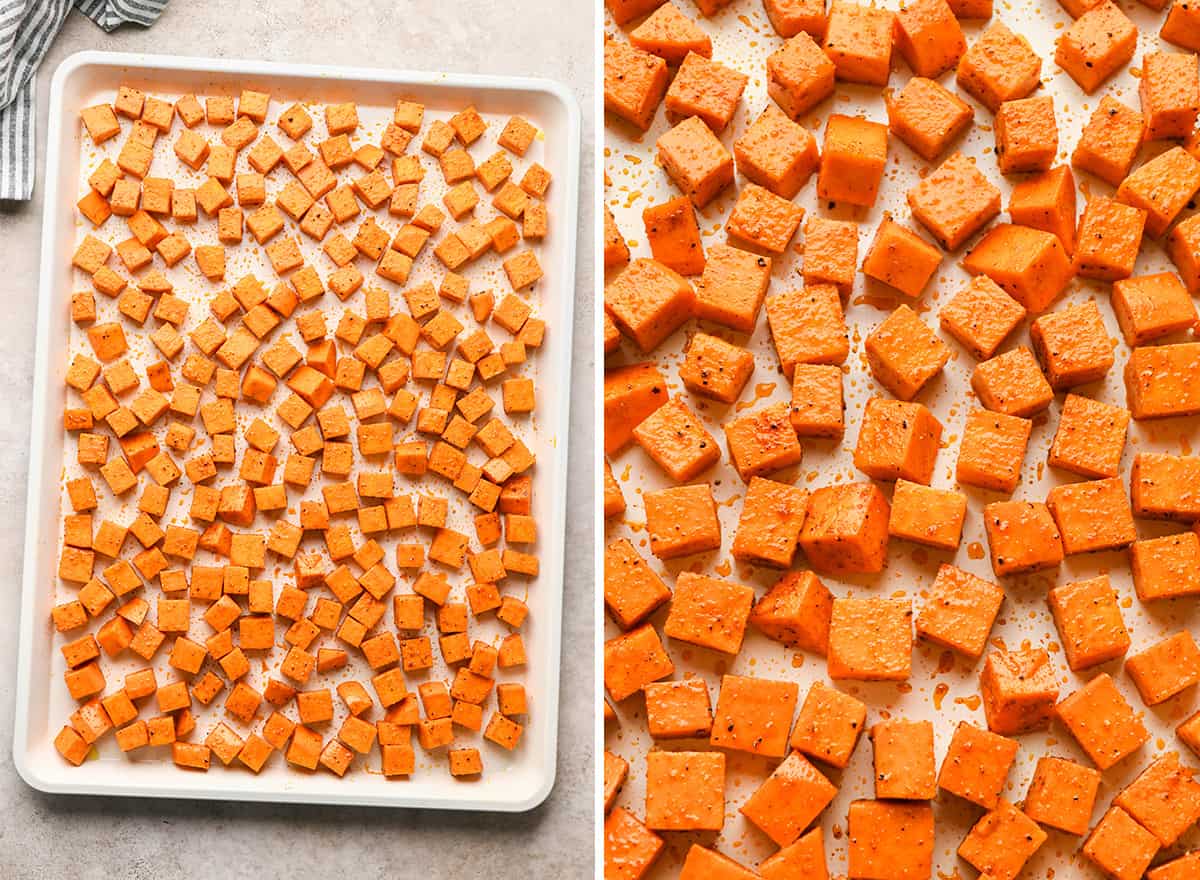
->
xmin=603 ymin=1 xmax=1200 ymax=875
xmin=15 ymin=51 xmax=579 ymax=811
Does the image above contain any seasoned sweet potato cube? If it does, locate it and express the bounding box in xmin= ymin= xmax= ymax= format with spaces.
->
xmin=664 ymin=51 xmax=747 ymax=133
xmin=861 ymin=218 xmax=941 ymax=298
xmin=871 ymin=718 xmax=935 ymax=799
xmin=629 ymin=3 xmax=711 ymax=65
xmin=846 ymin=801 xmax=934 ymax=880
xmin=939 ymin=275 xmax=1025 ymax=360
xmin=1030 ymin=299 xmax=1114 ymax=390
xmin=1075 ymin=196 xmax=1146 ymax=282
xmin=800 ymin=216 xmax=857 ymax=294
xmin=1008 ymin=164 xmax=1077 ymax=253
xmin=864 ymin=304 xmax=949 ymax=400
xmin=1115 ymin=752 xmax=1200 ymax=847
xmin=664 ymin=572 xmax=754 ymax=655
xmin=644 ymin=678 xmax=712 ymax=739
xmin=1125 ymin=343 xmax=1200 ymax=420
xmin=956 ymin=22 xmax=1041 ymax=112
xmin=971 ymin=346 xmax=1053 ymax=417
xmin=1057 ymin=673 xmax=1147 ymax=769
xmin=980 ymin=646 xmax=1059 ymax=734
xmin=1130 ymin=531 xmax=1200 ymax=602
xmin=817 ymin=114 xmax=887 ymax=207
xmin=740 ymin=752 xmax=837 ymax=847
xmin=822 ymin=1 xmax=894 ymax=86
xmin=733 ymin=105 xmax=819 ymax=199
xmin=958 ymin=800 xmax=1047 ymax=880
xmin=1083 ymin=806 xmax=1160 ymax=880
xmin=827 ymin=597 xmax=912 ymax=681
xmin=894 ymin=0 xmax=964 ymax=79
xmin=709 ymin=674 xmax=798 ymax=757
xmin=766 ymin=32 xmax=836 ymax=120
xmin=1047 ymin=476 xmax=1136 ymax=555
xmin=853 ymin=398 xmax=942 ymax=484
xmin=679 ymin=332 xmax=754 ymax=404
xmin=916 ymin=564 xmax=1003 ymax=659
xmin=994 ymin=96 xmax=1058 ymax=175
xmin=1050 ymin=575 xmax=1131 ymax=672
xmin=1024 ymin=755 xmax=1101 ymax=836
xmin=1111 ymin=272 xmax=1197 ymax=346
xmin=604 ymin=259 xmax=694 ymax=353
xmin=723 ymin=401 xmax=803 ymax=481
xmin=725 ymin=183 xmax=803 ymax=254
xmin=1126 ymin=630 xmax=1200 ymax=705
xmin=645 ymin=750 xmax=724 ymax=831
xmin=789 ymin=363 xmax=844 ymax=438
xmin=1072 ymin=96 xmax=1144 ymax=187
xmin=1049 ymin=394 xmax=1129 ymax=482
xmin=984 ymin=499 xmax=1063 ymax=576
xmin=604 ymin=808 xmax=664 ymax=880
xmin=749 ymin=570 xmax=831 ymax=654
xmin=789 ymin=681 xmax=865 ymax=768
xmin=1131 ymin=453 xmax=1200 ymax=520
xmin=765 ymin=284 xmax=848 ymax=377
xmin=907 ymin=151 xmax=1000 ymax=252
xmin=604 ymin=362 xmax=667 ymax=455
xmin=604 ymin=37 xmax=669 ymax=131
xmin=1056 ymin=2 xmax=1137 ymax=93
xmin=633 ymin=397 xmax=719 ymax=481
xmin=887 ymin=480 xmax=965 ymax=551
xmin=938 ymin=721 xmax=1018 ymax=809
xmin=644 ymin=483 xmax=721 ymax=559
xmin=1117 ymin=147 xmax=1200 ymax=241
xmin=963 ymin=224 xmax=1073 ymax=313
xmin=604 ymin=537 xmax=671 ymax=630
xmin=1140 ymin=51 xmax=1200 ymax=141
xmin=885 ymin=76 xmax=972 ymax=162
xmin=732 ymin=477 xmax=808 ymax=567
xmin=694 ymin=243 xmax=771 ymax=333
xmin=655 ymin=115 xmax=733 ymax=207
xmin=799 ymin=482 xmax=890 ymax=574
xmin=642 ymin=196 xmax=704 ymax=276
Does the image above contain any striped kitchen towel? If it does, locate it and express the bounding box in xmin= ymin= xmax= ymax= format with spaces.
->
xmin=0 ymin=0 xmax=167 ymax=201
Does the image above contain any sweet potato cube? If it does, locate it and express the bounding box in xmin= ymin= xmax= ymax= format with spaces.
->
xmin=604 ymin=259 xmax=694 ymax=353
xmin=1083 ymin=806 xmax=1160 ymax=880
xmin=644 ymin=750 xmax=724 ymax=831
xmin=679 ymin=332 xmax=754 ymax=404
xmin=1072 ymin=96 xmax=1144 ymax=186
xmin=958 ymin=800 xmax=1047 ymax=880
xmin=789 ymin=681 xmax=866 ymax=768
xmin=994 ymin=96 xmax=1058 ymax=174
xmin=1057 ymin=673 xmax=1147 ymax=770
xmin=938 ymin=721 xmax=1018 ymax=809
xmin=854 ymin=398 xmax=942 ymax=484
xmin=664 ymin=51 xmax=747 ymax=133
xmin=789 ymin=363 xmax=844 ymax=438
xmin=709 ymin=674 xmax=798 ymax=757
xmin=907 ymin=151 xmax=1000 ymax=251
xmin=980 ymin=646 xmax=1059 ymax=734
xmin=664 ymin=572 xmax=754 ymax=655
xmin=1111 ymin=272 xmax=1197 ymax=346
xmin=1033 ymin=299 xmax=1116 ymax=390
xmin=604 ymin=537 xmax=671 ymax=630
xmin=731 ymin=477 xmax=808 ymax=567
xmin=1126 ymin=343 xmax=1200 ymax=421
xmin=604 ymin=37 xmax=670 ymax=131
xmin=629 ymin=3 xmax=711 ymax=65
xmin=1140 ymin=51 xmax=1200 ymax=141
xmin=765 ymin=284 xmax=848 ymax=378
xmin=694 ymin=243 xmax=771 ymax=333
xmin=895 ymin=0 xmax=964 ymax=79
xmin=817 ymin=114 xmax=887 ymax=207
xmin=632 ymin=397 xmax=719 ymax=481
xmin=733 ymin=105 xmax=819 ymax=199
xmin=887 ymin=480 xmax=965 ymax=551
xmin=1117 ymin=147 xmax=1200 ymax=239
xmin=861 ymin=218 xmax=941 ymax=298
xmin=644 ymin=679 xmax=712 ymax=739
xmin=725 ymin=183 xmax=803 ymax=254
xmin=822 ymin=1 xmax=894 ymax=86
xmin=656 ymin=115 xmax=733 ymax=208
xmin=984 ymin=499 xmax=1063 ymax=575
xmin=642 ymin=196 xmax=705 ymax=276
xmin=799 ymin=482 xmax=889 ymax=574
xmin=1131 ymin=453 xmax=1200 ymax=520
xmin=604 ymin=623 xmax=674 ymax=702
xmin=1049 ymin=575 xmax=1131 ymax=671
xmin=1048 ymin=393 xmax=1128 ymax=479
xmin=749 ymin=570 xmax=831 ymax=654
xmin=644 ymin=483 xmax=721 ymax=560
xmin=871 ymin=718 xmax=935 ymax=799
xmin=864 ymin=304 xmax=949 ymax=400
xmin=971 ymin=346 xmax=1053 ymax=417
xmin=1116 ymin=752 xmax=1200 ymax=847
xmin=1047 ymin=476 xmax=1136 ymax=555
xmin=828 ymin=597 xmax=912 ymax=681
xmin=1056 ymin=2 xmax=1136 ymax=93
xmin=604 ymin=808 xmax=664 ymax=880
xmin=885 ymin=76 xmax=973 ymax=162
xmin=1074 ymin=196 xmax=1145 ymax=281
xmin=1130 ymin=531 xmax=1200 ymax=602
xmin=963 ymin=224 xmax=1073 ymax=313
xmin=916 ymin=564 xmax=1003 ymax=659
xmin=956 ymin=22 xmax=1042 ymax=112
xmin=846 ymin=801 xmax=934 ymax=880
xmin=800 ymin=216 xmax=857 ymax=294
xmin=1126 ymin=630 xmax=1200 ymax=705
xmin=1008 ymin=165 xmax=1076 ymax=256
xmin=939 ymin=275 xmax=1025 ymax=361
xmin=766 ymin=32 xmax=836 ymax=120
xmin=723 ymin=401 xmax=803 ymax=481
xmin=740 ymin=753 xmax=837 ymax=847
xmin=1023 ymin=755 xmax=1101 ymax=835
xmin=603 ymin=362 xmax=667 ymax=455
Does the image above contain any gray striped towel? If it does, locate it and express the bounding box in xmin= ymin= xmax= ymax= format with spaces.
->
xmin=0 ymin=0 xmax=167 ymax=201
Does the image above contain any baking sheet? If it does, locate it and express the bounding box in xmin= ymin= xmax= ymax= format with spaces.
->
xmin=603 ymin=1 xmax=1200 ymax=875
xmin=16 ymin=50 xmax=579 ymax=811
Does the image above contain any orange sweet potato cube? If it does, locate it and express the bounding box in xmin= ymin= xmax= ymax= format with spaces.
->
xmin=1056 ymin=672 xmax=1147 ymax=769
xmin=828 ymin=597 xmax=912 ymax=681
xmin=709 ymin=674 xmax=798 ymax=757
xmin=644 ymin=483 xmax=720 ymax=560
xmin=1056 ymin=2 xmax=1136 ymax=93
xmin=971 ymin=346 xmax=1053 ymax=417
xmin=749 ymin=570 xmax=832 ymax=654
xmin=1047 ymin=476 xmax=1136 ymax=555
xmin=956 ymin=22 xmax=1042 ymax=112
xmin=766 ymin=32 xmax=836 ymax=120
xmin=604 ymin=38 xmax=669 ymax=131
xmin=642 ymin=196 xmax=705 ymax=276
xmin=679 ymin=332 xmax=754 ymax=404
xmin=1030 ymin=299 xmax=1114 ymax=390
xmin=916 ymin=563 xmax=1003 ymax=659
xmin=958 ymin=800 xmax=1047 ymax=880
xmin=885 ymin=76 xmax=973 ymax=162
xmin=853 ymin=398 xmax=942 ymax=484
xmin=1117 ymin=147 xmax=1200 ymax=240
xmin=863 ymin=304 xmax=949 ymax=400
xmin=938 ymin=275 xmax=1025 ymax=361
xmin=871 ymin=718 xmax=935 ymax=800
xmin=604 ymin=808 xmax=664 ymax=880
xmin=733 ymin=105 xmax=819 ymax=199
xmin=723 ymin=401 xmax=803 ymax=481
xmin=984 ymin=499 xmax=1063 ymax=575
xmin=1114 ymin=752 xmax=1200 ymax=847
xmin=1008 ymin=164 xmax=1077 ymax=253
xmin=694 ymin=243 xmax=771 ymax=333
xmin=604 ymin=537 xmax=671 ymax=630
xmin=664 ymin=52 xmax=747 ymax=133
xmin=604 ymin=259 xmax=695 ymax=353
xmin=789 ymin=681 xmax=866 ymax=768
xmin=664 ymin=572 xmax=754 ymax=655
xmin=822 ymin=1 xmax=894 ymax=86
xmin=604 ymin=623 xmax=674 ymax=702
xmin=800 ymin=216 xmax=857 ymax=294
xmin=1072 ymin=96 xmax=1144 ymax=187
xmin=994 ymin=96 xmax=1058 ymax=175
xmin=739 ymin=753 xmax=837 ymax=847
xmin=1049 ymin=575 xmax=1131 ymax=671
xmin=1126 ymin=630 xmax=1200 ymax=706
xmin=765 ymin=284 xmax=848 ymax=377
xmin=603 ymin=361 xmax=667 ymax=455
xmin=1140 ymin=51 xmax=1200 ymax=141
xmin=632 ymin=397 xmax=719 ymax=482
xmin=725 ymin=183 xmax=803 ymax=255
xmin=1131 ymin=453 xmax=1200 ymax=520
xmin=1125 ymin=343 xmax=1200 ymax=420
xmin=887 ymin=480 xmax=965 ymax=551
xmin=1082 ymin=806 xmax=1161 ymax=880
xmin=963 ymin=223 xmax=1074 ymax=313
xmin=629 ymin=3 xmax=711 ymax=64
xmin=1023 ymin=755 xmax=1101 ymax=835
xmin=861 ymin=217 xmax=941 ymax=298
xmin=938 ymin=721 xmax=1018 ymax=809
xmin=799 ymin=482 xmax=890 ymax=574
xmin=789 ymin=363 xmax=844 ymax=438
xmin=907 ymin=151 xmax=1000 ymax=252
xmin=645 ymin=750 xmax=725 ymax=831
xmin=731 ymin=477 xmax=809 ymax=567
xmin=980 ymin=646 xmax=1059 ymax=735
xmin=656 ymin=115 xmax=733 ymax=208
xmin=846 ymin=801 xmax=934 ymax=880
xmin=644 ymin=678 xmax=713 ymax=739
xmin=1130 ymin=531 xmax=1200 ymax=602
xmin=817 ymin=114 xmax=887 ymax=207
xmin=1111 ymin=272 xmax=1197 ymax=346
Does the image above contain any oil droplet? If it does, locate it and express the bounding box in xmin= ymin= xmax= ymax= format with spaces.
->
xmin=715 ymin=559 xmax=732 ymax=577
xmin=933 ymin=683 xmax=949 ymax=711
xmin=955 ymin=694 xmax=982 ymax=711
xmin=937 ymin=650 xmax=955 ymax=675
xmin=967 ymin=542 xmax=985 ymax=560
xmin=792 ymin=653 xmax=805 ymax=668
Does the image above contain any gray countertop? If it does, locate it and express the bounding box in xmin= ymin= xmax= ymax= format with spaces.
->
xmin=0 ymin=3 xmax=595 ymax=877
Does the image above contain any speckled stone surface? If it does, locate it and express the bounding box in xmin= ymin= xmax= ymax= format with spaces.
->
xmin=0 ymin=3 xmax=595 ymax=877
